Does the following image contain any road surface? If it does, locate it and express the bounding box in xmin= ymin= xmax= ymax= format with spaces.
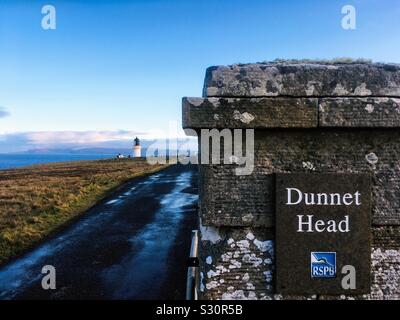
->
xmin=0 ymin=164 xmax=198 ymax=300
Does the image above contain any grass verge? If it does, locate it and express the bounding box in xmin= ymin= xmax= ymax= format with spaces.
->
xmin=0 ymin=158 xmax=168 ymax=265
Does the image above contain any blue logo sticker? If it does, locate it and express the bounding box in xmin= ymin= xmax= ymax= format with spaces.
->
xmin=311 ymin=252 xmax=336 ymax=278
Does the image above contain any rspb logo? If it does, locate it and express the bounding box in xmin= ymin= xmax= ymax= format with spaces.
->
xmin=311 ymin=252 xmax=336 ymax=278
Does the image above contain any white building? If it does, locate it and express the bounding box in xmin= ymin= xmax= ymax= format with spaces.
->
xmin=133 ymin=137 xmax=141 ymax=158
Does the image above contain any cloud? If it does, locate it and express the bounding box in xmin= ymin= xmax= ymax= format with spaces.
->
xmin=26 ymin=130 xmax=145 ymax=146
xmin=0 ymin=130 xmax=144 ymax=153
xmin=0 ymin=106 xmax=10 ymax=118
xmin=0 ymin=130 xmax=197 ymax=153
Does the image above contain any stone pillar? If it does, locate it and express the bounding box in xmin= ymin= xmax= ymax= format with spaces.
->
xmin=182 ymin=61 xmax=400 ymax=300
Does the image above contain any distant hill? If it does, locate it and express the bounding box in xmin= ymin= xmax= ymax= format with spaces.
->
xmin=18 ymin=138 xmax=197 ymax=156
xmin=22 ymin=147 xmax=134 ymax=155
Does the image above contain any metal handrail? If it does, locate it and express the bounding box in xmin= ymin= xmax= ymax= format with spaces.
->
xmin=186 ymin=230 xmax=199 ymax=300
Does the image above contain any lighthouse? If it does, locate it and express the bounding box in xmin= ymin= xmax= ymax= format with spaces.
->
xmin=133 ymin=137 xmax=141 ymax=158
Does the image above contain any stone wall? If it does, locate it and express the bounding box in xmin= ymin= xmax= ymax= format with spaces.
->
xmin=183 ymin=61 xmax=400 ymax=300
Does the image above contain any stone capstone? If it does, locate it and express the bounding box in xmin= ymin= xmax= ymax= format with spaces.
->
xmin=203 ymin=62 xmax=400 ymax=97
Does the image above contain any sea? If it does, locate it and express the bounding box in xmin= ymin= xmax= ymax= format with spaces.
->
xmin=0 ymin=154 xmax=115 ymax=170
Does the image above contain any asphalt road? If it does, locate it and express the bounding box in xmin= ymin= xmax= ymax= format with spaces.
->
xmin=0 ymin=164 xmax=198 ymax=300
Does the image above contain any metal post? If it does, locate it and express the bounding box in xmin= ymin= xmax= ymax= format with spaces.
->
xmin=186 ymin=230 xmax=199 ymax=300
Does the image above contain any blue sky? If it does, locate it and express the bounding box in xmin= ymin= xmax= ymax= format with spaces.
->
xmin=0 ymin=0 xmax=399 ymax=152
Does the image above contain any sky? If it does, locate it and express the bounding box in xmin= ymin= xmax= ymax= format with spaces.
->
xmin=0 ymin=0 xmax=399 ymax=152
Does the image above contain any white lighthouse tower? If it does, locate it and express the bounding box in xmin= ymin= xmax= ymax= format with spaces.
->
xmin=133 ymin=137 xmax=141 ymax=158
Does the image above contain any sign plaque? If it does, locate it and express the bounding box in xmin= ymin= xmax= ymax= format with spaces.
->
xmin=275 ymin=173 xmax=371 ymax=295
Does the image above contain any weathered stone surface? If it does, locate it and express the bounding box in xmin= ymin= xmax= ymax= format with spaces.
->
xmin=183 ymin=97 xmax=318 ymax=129
xmin=199 ymin=163 xmax=274 ymax=227
xmin=198 ymin=226 xmax=281 ymax=300
xmin=319 ymin=227 xmax=400 ymax=300
xmin=203 ymin=62 xmax=400 ymax=98
xmin=199 ymin=225 xmax=400 ymax=300
xmin=373 ymin=226 xmax=400 ymax=249
xmin=368 ymin=227 xmax=400 ymax=299
xmin=319 ymin=97 xmax=400 ymax=127
xmin=187 ymin=62 xmax=400 ymax=300
xmin=200 ymin=130 xmax=400 ymax=227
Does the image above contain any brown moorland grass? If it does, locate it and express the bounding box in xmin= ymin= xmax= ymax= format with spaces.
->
xmin=0 ymin=158 xmax=168 ymax=265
